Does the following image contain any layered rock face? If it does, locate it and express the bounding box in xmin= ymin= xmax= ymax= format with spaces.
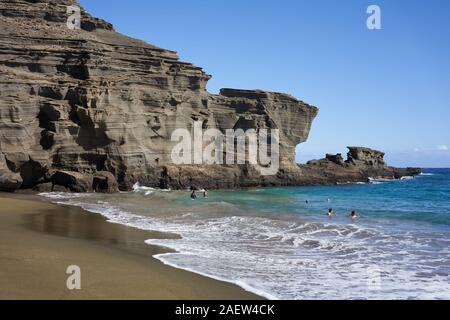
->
xmin=0 ymin=0 xmax=419 ymax=192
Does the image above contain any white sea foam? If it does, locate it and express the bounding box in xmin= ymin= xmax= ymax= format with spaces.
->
xmin=132 ymin=182 xmax=171 ymax=194
xmin=368 ymin=177 xmax=395 ymax=183
xmin=38 ymin=192 xmax=93 ymax=199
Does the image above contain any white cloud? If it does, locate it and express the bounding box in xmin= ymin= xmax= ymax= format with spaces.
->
xmin=413 ymin=146 xmax=448 ymax=152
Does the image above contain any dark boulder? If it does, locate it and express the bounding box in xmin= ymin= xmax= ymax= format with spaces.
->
xmin=0 ymin=171 xmax=23 ymax=191
xmin=93 ymin=171 xmax=119 ymax=193
xmin=51 ymin=170 xmax=93 ymax=193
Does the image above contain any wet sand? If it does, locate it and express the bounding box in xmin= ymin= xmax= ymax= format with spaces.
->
xmin=0 ymin=193 xmax=261 ymax=300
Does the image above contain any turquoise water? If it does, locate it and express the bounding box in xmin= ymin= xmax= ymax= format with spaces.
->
xmin=180 ymin=168 xmax=450 ymax=227
xmin=41 ymin=169 xmax=450 ymax=299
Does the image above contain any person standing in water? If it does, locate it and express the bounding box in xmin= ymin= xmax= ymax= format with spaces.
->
xmin=203 ymin=189 xmax=208 ymax=198
xmin=191 ymin=190 xmax=197 ymax=200
xmin=327 ymin=208 xmax=334 ymax=217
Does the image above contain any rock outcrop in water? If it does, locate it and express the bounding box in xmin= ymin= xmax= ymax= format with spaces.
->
xmin=0 ymin=0 xmax=420 ymax=192
xmin=302 ymin=147 xmax=421 ymax=186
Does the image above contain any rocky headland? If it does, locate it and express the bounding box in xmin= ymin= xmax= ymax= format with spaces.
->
xmin=0 ymin=0 xmax=420 ymax=193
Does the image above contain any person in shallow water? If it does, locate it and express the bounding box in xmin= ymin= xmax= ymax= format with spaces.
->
xmin=327 ymin=208 xmax=334 ymax=217
xmin=190 ymin=190 xmax=197 ymax=200
xmin=203 ymin=189 xmax=208 ymax=198
xmin=349 ymin=211 xmax=359 ymax=220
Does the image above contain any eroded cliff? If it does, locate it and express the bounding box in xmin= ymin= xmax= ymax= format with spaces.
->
xmin=0 ymin=0 xmax=419 ymax=192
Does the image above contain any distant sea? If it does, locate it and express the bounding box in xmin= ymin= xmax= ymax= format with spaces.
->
xmin=40 ymin=168 xmax=450 ymax=300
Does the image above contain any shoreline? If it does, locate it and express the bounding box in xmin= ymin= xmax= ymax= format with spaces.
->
xmin=0 ymin=192 xmax=262 ymax=300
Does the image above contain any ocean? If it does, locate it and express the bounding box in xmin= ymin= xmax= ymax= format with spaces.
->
xmin=40 ymin=168 xmax=450 ymax=300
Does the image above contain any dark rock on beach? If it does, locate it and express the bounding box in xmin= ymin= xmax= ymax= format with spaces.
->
xmin=0 ymin=170 xmax=23 ymax=191
xmin=93 ymin=171 xmax=119 ymax=193
xmin=51 ymin=170 xmax=93 ymax=193
xmin=0 ymin=0 xmax=421 ymax=193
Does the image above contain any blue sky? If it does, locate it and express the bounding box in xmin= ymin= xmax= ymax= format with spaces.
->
xmin=80 ymin=0 xmax=450 ymax=167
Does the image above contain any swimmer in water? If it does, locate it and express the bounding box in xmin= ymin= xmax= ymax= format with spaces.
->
xmin=203 ymin=189 xmax=208 ymax=198
xmin=190 ymin=190 xmax=197 ymax=200
xmin=327 ymin=208 xmax=334 ymax=217
xmin=349 ymin=211 xmax=359 ymax=220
